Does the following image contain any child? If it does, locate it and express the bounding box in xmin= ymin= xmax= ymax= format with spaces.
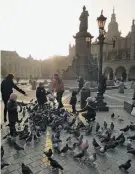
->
xmin=70 ymin=91 xmax=77 ymax=113
xmin=77 ymin=97 xmax=96 ymax=123
xmin=7 ymin=93 xmax=18 ymax=137
xmin=36 ymin=82 xmax=49 ymax=109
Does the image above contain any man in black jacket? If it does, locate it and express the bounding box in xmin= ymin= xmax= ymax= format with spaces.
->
xmin=1 ymin=73 xmax=26 ymax=122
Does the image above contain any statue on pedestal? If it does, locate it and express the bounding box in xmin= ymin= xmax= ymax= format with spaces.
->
xmin=79 ymin=6 xmax=89 ymax=32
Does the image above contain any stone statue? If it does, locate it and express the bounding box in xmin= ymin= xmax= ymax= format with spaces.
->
xmin=79 ymin=6 xmax=89 ymax=32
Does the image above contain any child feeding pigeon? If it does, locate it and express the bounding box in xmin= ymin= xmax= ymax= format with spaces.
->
xmin=77 ymin=97 xmax=96 ymax=123
xmin=70 ymin=91 xmax=77 ymax=114
xmin=7 ymin=93 xmax=19 ymax=137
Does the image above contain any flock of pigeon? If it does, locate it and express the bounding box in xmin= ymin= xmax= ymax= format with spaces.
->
xmin=1 ymin=98 xmax=135 ymax=174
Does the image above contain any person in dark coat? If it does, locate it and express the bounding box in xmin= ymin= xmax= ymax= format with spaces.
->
xmin=36 ymin=82 xmax=49 ymax=109
xmin=77 ymin=97 xmax=96 ymax=123
xmin=7 ymin=93 xmax=18 ymax=136
xmin=70 ymin=91 xmax=77 ymax=113
xmin=78 ymin=76 xmax=84 ymax=93
xmin=1 ymin=73 xmax=26 ymax=122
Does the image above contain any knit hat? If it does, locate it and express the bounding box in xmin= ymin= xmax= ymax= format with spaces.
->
xmin=10 ymin=93 xmax=17 ymax=101
xmin=86 ymin=97 xmax=95 ymax=103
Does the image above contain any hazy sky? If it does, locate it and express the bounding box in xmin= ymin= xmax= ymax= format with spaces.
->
xmin=0 ymin=0 xmax=135 ymax=59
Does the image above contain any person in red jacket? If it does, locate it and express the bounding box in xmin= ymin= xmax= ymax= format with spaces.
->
xmin=52 ymin=73 xmax=64 ymax=109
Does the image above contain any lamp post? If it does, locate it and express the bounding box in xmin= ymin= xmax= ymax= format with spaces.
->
xmin=95 ymin=10 xmax=108 ymax=111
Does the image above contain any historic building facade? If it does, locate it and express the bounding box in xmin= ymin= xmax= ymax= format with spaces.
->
xmin=1 ymin=50 xmax=42 ymax=78
xmin=67 ymin=9 xmax=135 ymax=80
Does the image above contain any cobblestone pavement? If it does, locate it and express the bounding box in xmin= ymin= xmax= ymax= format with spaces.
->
xmin=1 ymin=86 xmax=135 ymax=174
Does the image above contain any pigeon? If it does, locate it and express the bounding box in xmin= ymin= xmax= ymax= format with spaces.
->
xmin=96 ymin=122 xmax=100 ymax=133
xmin=77 ymin=135 xmax=84 ymax=146
xmin=92 ymin=138 xmax=101 ymax=149
xmin=1 ymin=146 xmax=4 ymax=159
xmin=30 ymin=99 xmax=34 ymax=103
xmin=127 ymin=135 xmax=135 ymax=140
xmin=105 ymin=141 xmax=119 ymax=150
xmin=73 ymin=150 xmax=85 ymax=159
xmin=60 ymin=144 xmax=69 ymax=154
xmin=33 ymin=135 xmax=38 ymax=141
xmin=110 ymin=122 xmax=114 ymax=130
xmin=129 ymin=124 xmax=135 ymax=131
xmin=111 ymin=113 xmax=115 ymax=118
xmin=66 ymin=136 xmax=71 ymax=142
xmin=89 ymin=153 xmax=97 ymax=162
xmin=44 ymin=149 xmax=53 ymax=158
xmin=1 ymin=163 xmax=10 ymax=169
xmin=69 ymin=118 xmax=76 ymax=127
xmin=104 ymin=121 xmax=107 ymax=129
xmin=48 ymin=158 xmax=63 ymax=170
xmin=85 ymin=126 xmax=92 ymax=135
xmin=118 ymin=135 xmax=125 ymax=145
xmin=22 ymin=163 xmax=33 ymax=174
xmin=127 ymin=145 xmax=134 ymax=151
xmin=116 ymin=133 xmax=124 ymax=141
xmin=13 ymin=142 xmax=24 ymax=151
xmin=127 ymin=148 xmax=135 ymax=155
xmin=119 ymin=160 xmax=131 ymax=171
xmin=100 ymin=146 xmax=107 ymax=153
xmin=26 ymin=134 xmax=33 ymax=143
xmin=120 ymin=125 xmax=130 ymax=132
xmin=80 ymin=140 xmax=89 ymax=150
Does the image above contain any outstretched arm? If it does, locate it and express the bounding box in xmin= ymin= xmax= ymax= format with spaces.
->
xmin=12 ymin=82 xmax=26 ymax=95
xmin=78 ymin=105 xmax=87 ymax=112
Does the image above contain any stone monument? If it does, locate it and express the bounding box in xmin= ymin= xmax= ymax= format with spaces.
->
xmin=73 ymin=6 xmax=96 ymax=80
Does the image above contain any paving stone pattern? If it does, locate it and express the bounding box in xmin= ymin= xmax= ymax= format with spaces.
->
xmin=1 ymin=87 xmax=135 ymax=174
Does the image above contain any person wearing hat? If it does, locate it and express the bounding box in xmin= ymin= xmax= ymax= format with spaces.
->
xmin=77 ymin=97 xmax=96 ymax=123
xmin=1 ymin=73 xmax=26 ymax=122
xmin=77 ymin=97 xmax=96 ymax=122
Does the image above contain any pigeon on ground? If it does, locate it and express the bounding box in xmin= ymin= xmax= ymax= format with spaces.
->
xmin=85 ymin=126 xmax=92 ymax=135
xmin=110 ymin=122 xmax=114 ymax=130
xmin=127 ymin=148 xmax=135 ymax=155
xmin=127 ymin=135 xmax=135 ymax=140
xmin=105 ymin=141 xmax=119 ymax=150
xmin=60 ymin=144 xmax=69 ymax=154
xmin=111 ymin=113 xmax=115 ymax=118
xmin=120 ymin=125 xmax=130 ymax=132
xmin=92 ymin=138 xmax=101 ymax=149
xmin=119 ymin=160 xmax=131 ymax=171
xmin=116 ymin=133 xmax=124 ymax=141
xmin=89 ymin=153 xmax=97 ymax=162
xmin=48 ymin=158 xmax=63 ymax=170
xmin=104 ymin=121 xmax=107 ymax=129
xmin=96 ymin=122 xmax=100 ymax=133
xmin=1 ymin=146 xmax=4 ymax=159
xmin=22 ymin=163 xmax=33 ymax=174
xmin=80 ymin=140 xmax=89 ymax=150
xmin=44 ymin=149 xmax=53 ymax=158
xmin=13 ymin=142 xmax=24 ymax=151
xmin=73 ymin=150 xmax=85 ymax=160
xmin=1 ymin=163 xmax=10 ymax=169
xmin=118 ymin=135 xmax=125 ymax=145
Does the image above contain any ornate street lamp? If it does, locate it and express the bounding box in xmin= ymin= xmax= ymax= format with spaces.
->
xmin=96 ymin=11 xmax=108 ymax=111
xmin=97 ymin=10 xmax=107 ymax=30
xmin=94 ymin=10 xmax=117 ymax=111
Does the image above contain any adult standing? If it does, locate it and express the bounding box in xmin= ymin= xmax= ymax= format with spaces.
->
xmin=52 ymin=73 xmax=64 ymax=109
xmin=78 ymin=76 xmax=84 ymax=93
xmin=1 ymin=73 xmax=26 ymax=122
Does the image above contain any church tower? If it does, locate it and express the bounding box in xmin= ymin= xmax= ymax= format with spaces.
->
xmin=130 ymin=19 xmax=135 ymax=60
xmin=105 ymin=8 xmax=121 ymax=40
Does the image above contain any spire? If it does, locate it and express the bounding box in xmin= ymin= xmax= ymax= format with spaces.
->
xmin=111 ymin=7 xmax=116 ymax=22
xmin=113 ymin=6 xmax=115 ymax=14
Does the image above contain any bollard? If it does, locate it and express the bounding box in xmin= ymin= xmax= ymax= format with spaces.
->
xmin=80 ymin=87 xmax=90 ymax=109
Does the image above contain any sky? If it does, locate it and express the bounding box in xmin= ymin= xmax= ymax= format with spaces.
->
xmin=0 ymin=0 xmax=135 ymax=59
